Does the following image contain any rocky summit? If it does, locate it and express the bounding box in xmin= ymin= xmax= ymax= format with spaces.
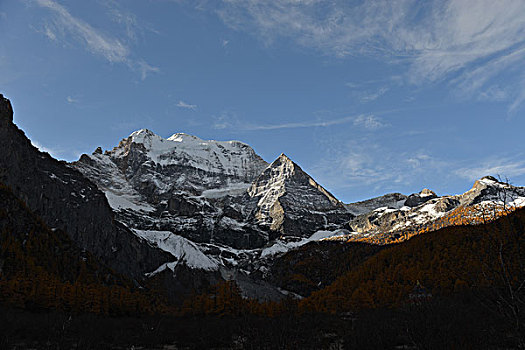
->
xmin=246 ymin=153 xmax=352 ymax=239
xmin=74 ymin=131 xmax=351 ymax=250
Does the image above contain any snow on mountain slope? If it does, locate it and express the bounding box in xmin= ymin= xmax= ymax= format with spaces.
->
xmin=75 ymin=129 xmax=267 ymax=204
xmin=118 ymin=129 xmax=268 ymax=179
xmin=72 ymin=127 xmax=525 ymax=276
xmin=345 ymin=193 xmax=407 ymax=216
xmin=75 ymin=152 xmax=155 ymax=213
xmin=260 ymin=229 xmax=352 ymax=258
xmin=134 ymin=229 xmax=219 ymax=271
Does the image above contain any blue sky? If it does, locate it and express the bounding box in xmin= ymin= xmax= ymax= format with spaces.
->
xmin=1 ymin=0 xmax=525 ymax=202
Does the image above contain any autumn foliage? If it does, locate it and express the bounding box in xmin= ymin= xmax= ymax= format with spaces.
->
xmin=301 ymin=206 xmax=525 ymax=314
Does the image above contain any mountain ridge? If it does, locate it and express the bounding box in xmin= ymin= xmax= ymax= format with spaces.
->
xmin=3 ymin=93 xmax=525 ymax=304
xmin=0 ymin=94 xmax=172 ymax=279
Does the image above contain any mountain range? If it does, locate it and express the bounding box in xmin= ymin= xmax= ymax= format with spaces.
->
xmin=1 ymin=93 xmax=525 ymax=302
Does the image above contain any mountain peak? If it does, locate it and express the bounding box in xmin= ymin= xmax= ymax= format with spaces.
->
xmin=129 ymin=128 xmax=158 ymax=140
xmin=472 ymin=175 xmax=504 ymax=190
xmin=0 ymin=94 xmax=13 ymax=125
xmin=268 ymin=153 xmax=295 ymax=168
xmin=420 ymin=188 xmax=436 ymax=197
xmin=479 ymin=175 xmax=500 ymax=184
xmin=167 ymin=132 xmax=203 ymax=143
xmin=248 ymin=153 xmax=350 ymax=236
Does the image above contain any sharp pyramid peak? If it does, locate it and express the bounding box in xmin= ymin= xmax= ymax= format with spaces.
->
xmin=269 ymin=153 xmax=296 ymax=167
xmin=278 ymin=153 xmax=293 ymax=161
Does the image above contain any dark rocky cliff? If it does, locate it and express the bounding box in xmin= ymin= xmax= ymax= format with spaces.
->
xmin=0 ymin=94 xmax=172 ymax=279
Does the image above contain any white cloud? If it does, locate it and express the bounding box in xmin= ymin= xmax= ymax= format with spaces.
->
xmin=353 ymin=114 xmax=388 ymax=129
xmin=34 ymin=0 xmax=159 ymax=79
xmin=66 ymin=96 xmax=78 ymax=104
xmin=308 ymin=131 xmax=457 ymax=199
xmin=212 ymin=111 xmax=392 ymax=131
xmin=35 ymin=0 xmax=129 ymax=62
xmin=42 ymin=24 xmax=57 ymax=41
xmin=176 ymin=100 xmax=197 ymax=110
xmin=212 ymin=110 xmax=238 ymax=129
xmin=244 ymin=114 xmax=357 ymax=130
xmin=456 ymin=158 xmax=525 ymax=181
xmin=135 ymin=60 xmax=160 ymax=80
xmin=219 ymin=112 xmax=387 ymax=131
xmin=214 ymin=0 xmax=525 ymax=111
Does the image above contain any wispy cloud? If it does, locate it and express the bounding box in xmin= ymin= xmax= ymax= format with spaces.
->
xmin=135 ymin=60 xmax=160 ymax=80
xmin=214 ymin=112 xmax=389 ymax=131
xmin=358 ymin=87 xmax=390 ymax=103
xmin=176 ymin=100 xmax=197 ymax=110
xmin=244 ymin=114 xmax=359 ymax=130
xmin=310 ymin=136 xmax=456 ymax=201
xmin=34 ymin=0 xmax=159 ymax=79
xmin=66 ymin=95 xmax=78 ymax=104
xmin=212 ymin=107 xmax=400 ymax=132
xmin=213 ymin=0 xmax=525 ymax=112
xmin=353 ymin=115 xmax=388 ymax=129
xmin=456 ymin=157 xmax=525 ymax=181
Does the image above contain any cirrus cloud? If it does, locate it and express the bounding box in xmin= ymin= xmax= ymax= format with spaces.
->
xmin=213 ymin=0 xmax=525 ymax=112
xmin=33 ymin=0 xmax=159 ymax=80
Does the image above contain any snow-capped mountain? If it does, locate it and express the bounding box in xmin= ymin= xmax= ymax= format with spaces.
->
xmin=348 ymin=176 xmax=525 ymax=239
xmin=74 ymin=131 xmax=352 ymax=252
xmin=74 ymin=129 xmax=271 ymax=248
xmin=76 ymin=128 xmax=267 ymax=203
xmin=73 ymin=126 xmax=525 ymax=277
xmin=6 ymin=92 xmax=525 ymax=302
xmin=71 ymin=129 xmax=357 ymax=299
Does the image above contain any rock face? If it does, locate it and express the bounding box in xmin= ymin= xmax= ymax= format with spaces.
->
xmin=246 ymin=154 xmax=353 ymax=240
xmin=0 ymin=94 xmax=172 ymax=279
xmin=345 ymin=193 xmax=407 ymax=216
xmin=404 ymin=188 xmax=437 ymax=207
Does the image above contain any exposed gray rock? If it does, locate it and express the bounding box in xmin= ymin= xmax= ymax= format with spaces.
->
xmin=246 ymin=154 xmax=353 ymax=240
xmin=345 ymin=193 xmax=407 ymax=216
xmin=404 ymin=188 xmax=437 ymax=207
